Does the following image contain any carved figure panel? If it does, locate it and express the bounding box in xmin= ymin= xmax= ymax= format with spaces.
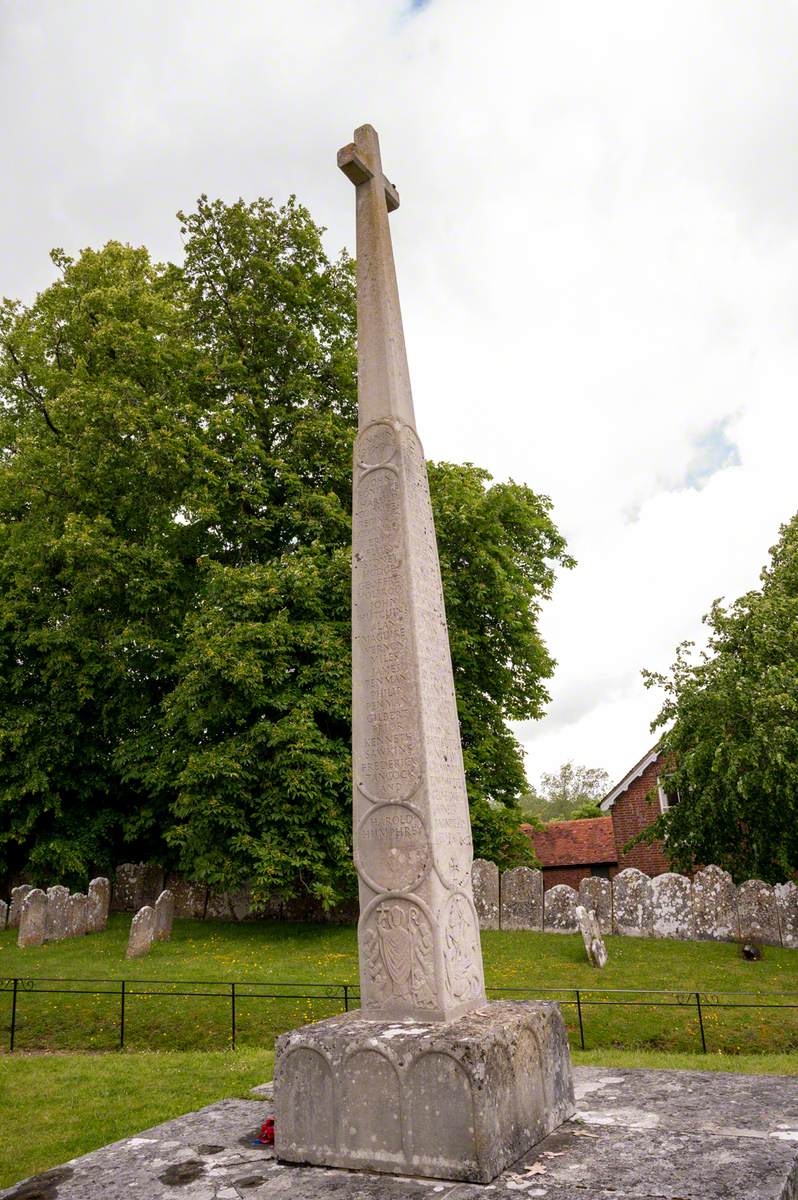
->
xmin=442 ymin=892 xmax=484 ymax=1005
xmin=361 ymin=898 xmax=437 ymax=1010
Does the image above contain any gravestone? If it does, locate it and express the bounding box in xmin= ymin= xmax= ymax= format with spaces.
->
xmin=472 ymin=859 xmax=500 ymax=929
xmin=776 ymin=881 xmax=798 ymax=949
xmin=501 ymin=866 xmax=543 ymax=930
xmin=274 ymin=124 xmax=574 ymax=1185
xmin=166 ymin=874 xmax=208 ymax=919
xmin=205 ymin=885 xmax=251 ymax=922
xmin=544 ymin=884 xmax=578 ymax=932
xmin=693 ymin=864 xmax=738 ymax=941
xmin=86 ymin=877 xmax=110 ymax=933
xmin=9 ymin=884 xmax=33 ymax=928
xmin=738 ymin=879 xmax=781 ymax=946
xmin=578 ymin=875 xmax=612 ymax=935
xmin=45 ymin=885 xmax=70 ymax=941
xmin=612 ymin=868 xmax=653 ymax=937
xmin=575 ymin=904 xmax=608 ymax=967
xmin=0 ymin=900 xmax=6 ymax=929
xmin=67 ymin=893 xmax=88 ymax=937
xmin=651 ymin=872 xmax=693 ymax=940
xmin=18 ymin=888 xmax=47 ymax=948
xmin=154 ymin=889 xmax=175 ymax=941
xmin=113 ymin=862 xmax=164 ymax=912
xmin=126 ymin=906 xmax=156 ymax=958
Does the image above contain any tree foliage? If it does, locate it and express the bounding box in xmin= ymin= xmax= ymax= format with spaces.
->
xmin=520 ymin=762 xmax=610 ymax=823
xmin=0 ymin=196 xmax=571 ymax=904
xmin=642 ymin=514 xmax=798 ymax=883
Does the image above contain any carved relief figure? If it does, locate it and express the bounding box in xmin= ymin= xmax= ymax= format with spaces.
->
xmin=443 ymin=893 xmax=483 ymax=1003
xmin=362 ymin=901 xmax=436 ymax=1009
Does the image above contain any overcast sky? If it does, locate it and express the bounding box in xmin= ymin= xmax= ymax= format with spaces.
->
xmin=2 ymin=0 xmax=797 ymax=791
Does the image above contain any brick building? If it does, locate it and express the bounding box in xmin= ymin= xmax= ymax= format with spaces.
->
xmin=522 ymin=744 xmax=673 ymax=890
xmin=599 ymin=744 xmax=671 ymax=877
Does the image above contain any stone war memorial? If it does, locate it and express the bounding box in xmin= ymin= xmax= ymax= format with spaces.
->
xmin=273 ymin=124 xmax=575 ymax=1183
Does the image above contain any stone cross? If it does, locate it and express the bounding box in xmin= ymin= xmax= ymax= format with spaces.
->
xmin=339 ymin=124 xmax=486 ymax=1021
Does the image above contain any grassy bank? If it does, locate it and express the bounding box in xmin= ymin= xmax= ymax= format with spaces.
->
xmin=1 ymin=917 xmax=796 ymax=1055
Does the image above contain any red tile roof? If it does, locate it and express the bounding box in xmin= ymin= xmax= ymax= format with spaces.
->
xmin=522 ymin=816 xmax=617 ymax=868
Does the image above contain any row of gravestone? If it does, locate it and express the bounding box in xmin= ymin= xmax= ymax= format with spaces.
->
xmin=7 ymin=879 xmax=111 ymax=948
xmin=471 ymin=860 xmax=798 ymax=948
xmin=127 ymin=889 xmax=175 ymax=958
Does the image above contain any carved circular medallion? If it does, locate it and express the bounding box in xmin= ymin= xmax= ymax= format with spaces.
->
xmin=355 ymin=803 xmax=431 ymax=894
xmin=356 ymin=420 xmax=398 ymax=470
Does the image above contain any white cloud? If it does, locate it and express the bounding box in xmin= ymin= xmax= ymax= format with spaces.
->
xmin=2 ymin=0 xmax=796 ymax=787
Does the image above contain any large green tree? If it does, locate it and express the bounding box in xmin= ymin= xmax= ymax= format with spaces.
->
xmin=0 ymin=195 xmax=571 ymax=905
xmin=643 ymin=514 xmax=798 ymax=883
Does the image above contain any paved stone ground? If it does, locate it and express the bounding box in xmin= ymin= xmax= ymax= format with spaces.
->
xmin=3 ymin=1067 xmax=798 ymax=1199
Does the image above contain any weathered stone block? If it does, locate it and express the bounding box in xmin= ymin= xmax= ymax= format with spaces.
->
xmin=651 ymin=872 xmax=693 ymax=939
xmin=575 ymin=904 xmax=608 ymax=967
xmin=18 ymin=888 xmax=47 ymax=948
xmin=126 ymin=905 xmax=156 ymax=959
xmin=86 ymin=877 xmax=110 ymax=933
xmin=500 ymin=866 xmax=543 ymax=930
xmin=738 ymin=879 xmax=781 ymax=946
xmin=205 ymin=884 xmax=252 ymax=922
xmin=154 ymin=889 xmax=175 ymax=941
xmin=693 ymin=865 xmax=739 ymax=941
xmin=67 ymin=893 xmax=88 ymax=937
xmin=544 ymin=883 xmax=578 ymax=932
xmin=775 ymin=881 xmax=798 ymax=949
xmin=165 ymin=874 xmax=207 ymax=919
xmin=612 ymin=868 xmax=653 ymax=937
xmin=45 ymin=885 xmax=70 ymax=941
xmin=274 ymin=1001 xmax=575 ymax=1183
xmin=0 ymin=900 xmax=6 ymax=930
xmin=8 ymin=884 xmax=32 ymax=928
xmin=113 ymin=863 xmax=164 ymax=913
xmin=578 ymin=875 xmax=612 ymax=935
xmin=472 ymin=859 xmax=500 ymax=929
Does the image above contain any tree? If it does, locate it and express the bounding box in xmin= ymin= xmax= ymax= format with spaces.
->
xmin=0 ymin=196 xmax=571 ymax=903
xmin=520 ymin=762 xmax=610 ymax=823
xmin=642 ymin=514 xmax=798 ymax=884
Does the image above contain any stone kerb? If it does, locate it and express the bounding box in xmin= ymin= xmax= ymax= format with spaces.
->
xmin=18 ymin=888 xmax=47 ymax=948
xmin=67 ymin=893 xmax=88 ymax=937
xmin=738 ymin=879 xmax=781 ymax=946
xmin=472 ymin=859 xmax=500 ymax=930
xmin=575 ymin=904 xmax=608 ymax=968
xmin=154 ymin=889 xmax=175 ymax=941
xmin=693 ymin=865 xmax=739 ymax=942
xmin=126 ymin=906 xmax=157 ymax=958
xmin=612 ymin=869 xmax=653 ymax=937
xmin=651 ymin=872 xmax=693 ymax=940
xmin=544 ymin=884 xmax=578 ymax=933
xmin=45 ymin=885 xmax=70 ymax=942
xmin=578 ymin=876 xmax=612 ymax=936
xmin=776 ymin=882 xmax=798 ymax=950
xmin=500 ymin=866 xmax=543 ymax=930
xmin=87 ymin=877 xmax=110 ymax=933
xmin=8 ymin=884 xmax=33 ymax=928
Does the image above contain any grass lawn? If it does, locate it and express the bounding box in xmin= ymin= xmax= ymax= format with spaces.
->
xmin=2 ymin=1046 xmax=798 ymax=1189
xmin=1 ymin=917 xmax=796 ymax=1055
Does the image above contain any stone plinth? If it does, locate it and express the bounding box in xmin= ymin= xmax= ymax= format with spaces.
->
xmin=274 ymin=1001 xmax=574 ymax=1184
xmin=501 ymin=865 xmax=543 ymax=930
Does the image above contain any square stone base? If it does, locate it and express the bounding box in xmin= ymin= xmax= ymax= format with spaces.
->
xmin=273 ymin=1000 xmax=575 ymax=1183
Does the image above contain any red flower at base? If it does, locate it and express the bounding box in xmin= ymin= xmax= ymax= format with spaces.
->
xmin=258 ymin=1118 xmax=275 ymax=1145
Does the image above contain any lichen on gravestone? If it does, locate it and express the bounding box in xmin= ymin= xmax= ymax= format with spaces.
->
xmin=8 ymin=884 xmax=33 ymax=928
xmin=612 ymin=868 xmax=653 ymax=937
xmin=45 ymin=885 xmax=70 ymax=942
xmin=126 ymin=905 xmax=157 ymax=958
xmin=154 ymin=889 xmax=175 ymax=941
xmin=87 ymin=877 xmax=110 ymax=933
xmin=693 ymin=865 xmax=739 ymax=942
xmin=575 ymin=904 xmax=608 ymax=967
xmin=651 ymin=872 xmax=692 ymax=940
xmin=578 ymin=876 xmax=612 ymax=936
xmin=544 ymin=884 xmax=578 ymax=932
xmin=472 ymin=859 xmax=500 ymax=930
xmin=18 ymin=888 xmax=47 ymax=948
xmin=500 ymin=866 xmax=543 ymax=930
xmin=737 ymin=879 xmax=781 ymax=946
xmin=775 ymin=881 xmax=798 ymax=949
xmin=67 ymin=893 xmax=88 ymax=937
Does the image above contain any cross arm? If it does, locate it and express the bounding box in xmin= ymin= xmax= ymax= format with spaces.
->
xmin=337 ymin=143 xmax=400 ymax=211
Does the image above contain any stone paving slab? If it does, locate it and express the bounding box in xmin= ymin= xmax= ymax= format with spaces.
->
xmin=2 ymin=1067 xmax=797 ymax=1199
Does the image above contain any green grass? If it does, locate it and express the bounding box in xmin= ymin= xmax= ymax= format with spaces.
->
xmin=0 ymin=1048 xmax=274 ymax=1188
xmin=2 ymin=917 xmax=796 ymax=1055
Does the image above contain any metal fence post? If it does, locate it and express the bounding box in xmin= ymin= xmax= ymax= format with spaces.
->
xmin=343 ymin=984 xmax=349 ymax=1013
xmin=231 ymin=982 xmax=236 ymax=1050
xmin=695 ymin=992 xmax=707 ymax=1053
xmin=575 ymin=989 xmax=586 ymax=1050
xmin=119 ymin=980 xmax=126 ymax=1050
xmin=9 ymin=978 xmax=18 ymax=1052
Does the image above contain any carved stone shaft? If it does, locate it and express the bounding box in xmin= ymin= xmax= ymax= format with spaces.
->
xmin=346 ymin=124 xmax=485 ymax=1021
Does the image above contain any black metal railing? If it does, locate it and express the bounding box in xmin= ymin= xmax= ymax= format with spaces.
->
xmin=2 ymin=976 xmax=797 ymax=1054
